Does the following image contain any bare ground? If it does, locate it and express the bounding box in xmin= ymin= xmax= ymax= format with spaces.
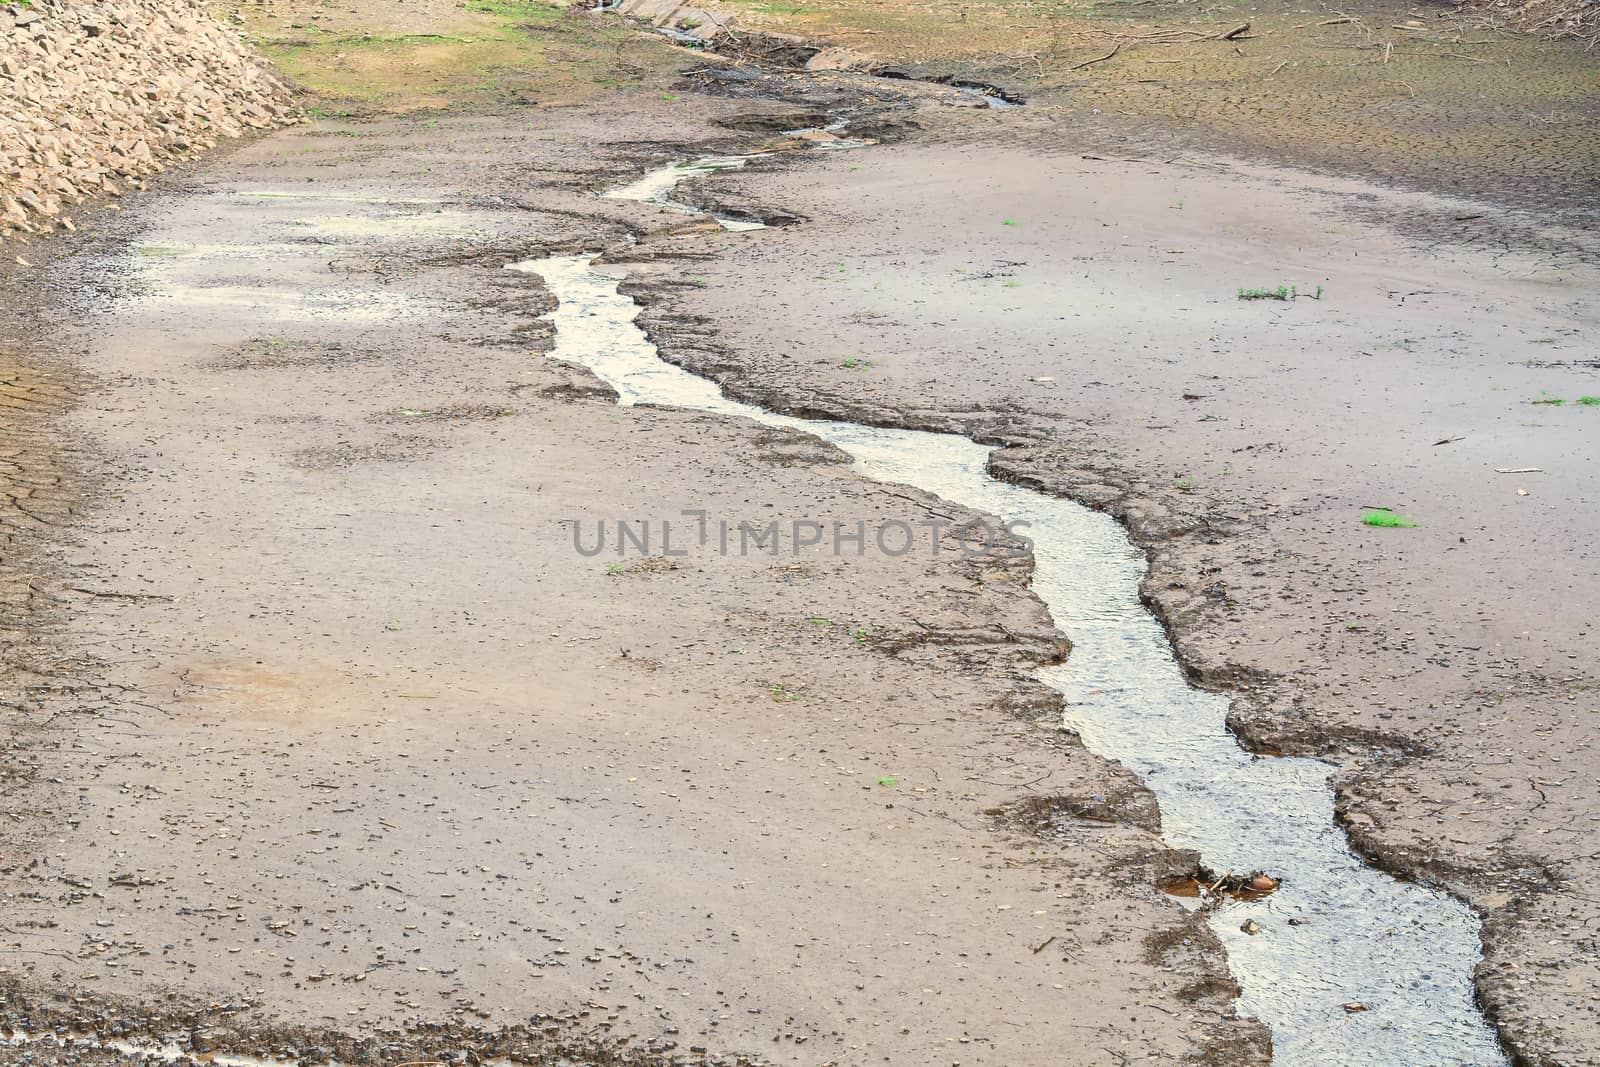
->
xmin=618 ymin=97 xmax=1600 ymax=1065
xmin=0 ymin=91 xmax=1267 ymax=1064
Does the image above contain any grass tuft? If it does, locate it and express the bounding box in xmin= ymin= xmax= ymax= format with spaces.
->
xmin=1237 ymin=284 xmax=1323 ymax=301
xmin=1239 ymin=285 xmax=1290 ymax=300
xmin=1362 ymin=508 xmax=1418 ymax=528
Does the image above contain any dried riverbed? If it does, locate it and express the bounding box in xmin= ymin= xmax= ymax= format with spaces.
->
xmin=612 ymin=88 xmax=1600 ymax=1067
xmin=527 ymin=129 xmax=1510 ymax=1061
xmin=0 ymin=84 xmax=1271 ymax=1066
xmin=1 ymin=12 xmax=1596 ymax=1066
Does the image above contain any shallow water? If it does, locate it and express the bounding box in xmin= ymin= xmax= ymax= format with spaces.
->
xmin=117 ymin=191 xmax=511 ymax=325
xmin=603 ymin=155 xmax=755 ymax=208
xmin=511 ymin=249 xmax=1509 ymax=1066
xmin=952 ymin=83 xmax=1022 ymax=109
xmin=603 ymin=155 xmax=770 ymax=231
xmin=603 ymin=129 xmax=870 ymax=230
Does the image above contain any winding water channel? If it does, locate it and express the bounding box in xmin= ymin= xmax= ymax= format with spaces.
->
xmin=508 ymin=138 xmax=1511 ymax=1064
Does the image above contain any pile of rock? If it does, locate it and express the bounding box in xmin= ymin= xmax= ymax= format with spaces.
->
xmin=1 ymin=0 xmax=295 ymax=241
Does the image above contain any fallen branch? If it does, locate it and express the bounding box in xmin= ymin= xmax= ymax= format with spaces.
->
xmin=67 ymin=587 xmax=173 ymax=602
xmin=1071 ymin=37 xmax=1126 ymax=69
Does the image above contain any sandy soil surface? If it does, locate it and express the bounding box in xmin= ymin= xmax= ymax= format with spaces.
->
xmin=618 ymin=100 xmax=1600 ymax=1064
xmin=707 ymin=0 xmax=1600 ymax=217
xmin=0 ymin=91 xmax=1267 ymax=1065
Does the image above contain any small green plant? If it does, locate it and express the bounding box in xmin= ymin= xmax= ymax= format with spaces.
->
xmin=875 ymin=775 xmax=899 ymax=787
xmin=1002 ymin=218 xmax=1019 ymax=226
xmin=807 ymin=615 xmax=831 ymax=626
xmin=606 ymin=563 xmax=626 ymax=575
xmin=1578 ymin=396 xmax=1600 ymax=406
xmin=1173 ymin=475 xmax=1195 ymax=491
xmin=692 ymin=277 xmax=708 ymax=288
xmin=841 ymin=358 xmax=871 ymax=370
xmin=1002 ymin=279 xmax=1023 ymax=289
xmin=1362 ymin=509 xmax=1418 ymax=528
xmin=851 ymin=626 xmax=872 ymax=645
xmin=1531 ymin=395 xmax=1565 ymax=406
xmin=1238 ymin=285 xmax=1293 ymax=301
xmin=770 ymin=683 xmax=800 ymax=703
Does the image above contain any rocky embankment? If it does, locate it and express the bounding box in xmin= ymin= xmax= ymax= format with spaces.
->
xmin=1 ymin=0 xmax=293 ymax=242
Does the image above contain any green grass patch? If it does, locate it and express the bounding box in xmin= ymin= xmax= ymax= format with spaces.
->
xmin=245 ymin=0 xmax=686 ymax=112
xmin=1362 ymin=508 xmax=1418 ymax=528
xmin=1237 ymin=284 xmax=1323 ymax=301
xmin=465 ymin=0 xmax=565 ymax=21
xmin=1238 ymin=285 xmax=1291 ymax=300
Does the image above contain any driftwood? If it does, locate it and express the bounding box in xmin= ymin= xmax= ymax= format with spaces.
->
xmin=1067 ymin=20 xmax=1253 ymax=70
xmin=1070 ymin=38 xmax=1126 ymax=69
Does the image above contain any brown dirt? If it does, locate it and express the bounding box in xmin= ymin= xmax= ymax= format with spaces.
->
xmin=703 ymin=0 xmax=1600 ymax=217
xmin=0 ymin=89 xmax=1267 ymax=1064
xmin=617 ymin=101 xmax=1600 ymax=1065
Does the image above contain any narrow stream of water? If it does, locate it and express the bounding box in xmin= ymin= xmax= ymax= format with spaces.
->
xmin=513 ymin=145 xmax=1510 ymax=1062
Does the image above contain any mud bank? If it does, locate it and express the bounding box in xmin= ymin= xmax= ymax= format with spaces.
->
xmin=0 ymin=86 xmax=1265 ymax=1065
xmin=609 ymin=101 xmax=1600 ymax=1065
